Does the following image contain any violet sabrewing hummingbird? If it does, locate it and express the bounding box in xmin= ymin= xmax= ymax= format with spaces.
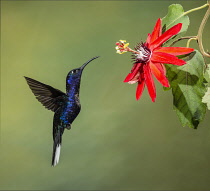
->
xmin=24 ymin=56 xmax=99 ymax=166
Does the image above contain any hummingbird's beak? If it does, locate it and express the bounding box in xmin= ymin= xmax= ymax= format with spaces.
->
xmin=80 ymin=56 xmax=100 ymax=71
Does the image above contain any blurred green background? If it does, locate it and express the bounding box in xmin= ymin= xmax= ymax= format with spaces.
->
xmin=1 ymin=0 xmax=210 ymax=190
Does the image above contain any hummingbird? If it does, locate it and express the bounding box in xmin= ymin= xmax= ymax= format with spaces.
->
xmin=24 ymin=56 xmax=99 ymax=166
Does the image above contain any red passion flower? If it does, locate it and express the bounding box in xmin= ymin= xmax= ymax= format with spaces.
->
xmin=116 ymin=18 xmax=194 ymax=102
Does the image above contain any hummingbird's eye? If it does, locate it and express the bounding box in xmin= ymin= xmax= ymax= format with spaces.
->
xmin=71 ymin=69 xmax=80 ymax=74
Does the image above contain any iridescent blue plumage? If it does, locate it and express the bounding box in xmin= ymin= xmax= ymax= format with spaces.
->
xmin=24 ymin=56 xmax=99 ymax=167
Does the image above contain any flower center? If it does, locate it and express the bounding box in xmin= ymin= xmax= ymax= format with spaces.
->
xmin=135 ymin=44 xmax=151 ymax=63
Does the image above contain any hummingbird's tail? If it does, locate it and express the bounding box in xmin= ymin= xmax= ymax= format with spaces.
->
xmin=52 ymin=131 xmax=62 ymax=167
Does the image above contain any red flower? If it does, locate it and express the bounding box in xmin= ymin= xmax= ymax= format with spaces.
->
xmin=116 ymin=18 xmax=194 ymax=102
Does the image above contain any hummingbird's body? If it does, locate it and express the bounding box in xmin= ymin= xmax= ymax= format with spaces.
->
xmin=25 ymin=56 xmax=99 ymax=166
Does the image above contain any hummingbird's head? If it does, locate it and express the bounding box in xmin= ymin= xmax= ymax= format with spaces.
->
xmin=66 ymin=56 xmax=100 ymax=92
xmin=68 ymin=56 xmax=99 ymax=77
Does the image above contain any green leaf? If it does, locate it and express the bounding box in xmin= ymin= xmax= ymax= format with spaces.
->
xmin=202 ymin=65 xmax=210 ymax=110
xmin=165 ymin=50 xmax=207 ymax=129
xmin=162 ymin=4 xmax=190 ymax=45
xmin=202 ymin=88 xmax=210 ymax=110
xmin=204 ymin=64 xmax=210 ymax=84
xmin=207 ymin=65 xmax=210 ymax=76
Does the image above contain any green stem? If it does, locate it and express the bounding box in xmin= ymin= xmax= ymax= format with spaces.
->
xmin=197 ymin=3 xmax=210 ymax=57
xmin=183 ymin=3 xmax=209 ymax=16
xmin=186 ymin=37 xmax=197 ymax=48
xmin=169 ymin=36 xmax=196 ymax=47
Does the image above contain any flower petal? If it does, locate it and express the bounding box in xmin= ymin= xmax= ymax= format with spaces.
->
xmin=149 ymin=18 xmax=162 ymax=45
xmin=144 ymin=64 xmax=156 ymax=102
xmin=146 ymin=33 xmax=151 ymax=44
xmin=150 ymin=23 xmax=182 ymax=50
xmin=149 ymin=62 xmax=170 ymax=87
xmin=124 ymin=63 xmax=142 ymax=83
xmin=136 ymin=80 xmax=145 ymax=100
xmin=151 ymin=51 xmax=186 ymax=66
xmin=128 ymin=72 xmax=140 ymax=84
xmin=154 ymin=47 xmax=194 ymax=56
xmin=160 ymin=63 xmax=166 ymax=75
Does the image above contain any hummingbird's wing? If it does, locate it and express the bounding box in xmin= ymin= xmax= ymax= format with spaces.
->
xmin=25 ymin=76 xmax=66 ymax=112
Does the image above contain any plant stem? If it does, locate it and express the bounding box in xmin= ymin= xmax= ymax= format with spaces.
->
xmin=197 ymin=3 xmax=210 ymax=57
xmin=183 ymin=3 xmax=209 ymax=16
xmin=169 ymin=36 xmax=196 ymax=47
xmin=186 ymin=37 xmax=197 ymax=48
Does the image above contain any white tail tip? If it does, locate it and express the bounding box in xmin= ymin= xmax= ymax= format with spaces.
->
xmin=53 ymin=144 xmax=61 ymax=166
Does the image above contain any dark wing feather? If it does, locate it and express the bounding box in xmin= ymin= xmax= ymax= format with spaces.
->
xmin=24 ymin=76 xmax=66 ymax=112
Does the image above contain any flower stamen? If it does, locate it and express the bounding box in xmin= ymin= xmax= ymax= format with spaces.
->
xmin=135 ymin=44 xmax=151 ymax=63
xmin=116 ymin=40 xmax=138 ymax=54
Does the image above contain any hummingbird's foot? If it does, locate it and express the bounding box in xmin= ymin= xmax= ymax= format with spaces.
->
xmin=66 ymin=124 xmax=71 ymax=130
